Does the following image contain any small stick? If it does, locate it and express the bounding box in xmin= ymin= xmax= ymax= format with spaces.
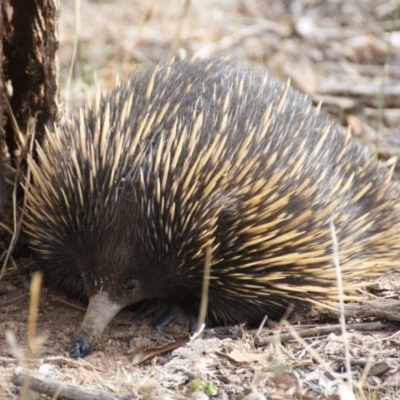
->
xmin=255 ymin=321 xmax=386 ymax=346
xmin=12 ymin=367 xmax=136 ymax=400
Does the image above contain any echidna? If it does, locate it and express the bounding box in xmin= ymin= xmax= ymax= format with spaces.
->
xmin=25 ymin=59 xmax=400 ymax=357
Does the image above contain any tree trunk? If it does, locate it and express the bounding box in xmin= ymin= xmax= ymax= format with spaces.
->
xmin=0 ymin=0 xmax=59 ymax=271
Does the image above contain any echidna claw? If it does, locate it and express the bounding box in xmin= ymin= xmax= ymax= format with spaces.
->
xmin=69 ymin=335 xmax=91 ymax=358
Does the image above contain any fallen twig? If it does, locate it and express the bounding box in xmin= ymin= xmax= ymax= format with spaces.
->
xmin=255 ymin=321 xmax=386 ymax=346
xmin=12 ymin=367 xmax=137 ymax=400
xmin=309 ymin=298 xmax=400 ymax=321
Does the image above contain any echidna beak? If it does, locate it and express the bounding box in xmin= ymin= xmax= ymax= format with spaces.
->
xmin=69 ymin=291 xmax=123 ymax=358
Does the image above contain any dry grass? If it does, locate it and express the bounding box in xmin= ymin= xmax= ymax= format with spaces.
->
xmin=1 ymin=0 xmax=400 ymax=399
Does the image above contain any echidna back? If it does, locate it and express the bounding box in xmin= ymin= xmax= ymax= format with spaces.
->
xmin=26 ymin=59 xmax=400 ymax=326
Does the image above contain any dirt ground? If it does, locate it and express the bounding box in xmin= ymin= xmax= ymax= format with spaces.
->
xmin=1 ymin=0 xmax=400 ymax=399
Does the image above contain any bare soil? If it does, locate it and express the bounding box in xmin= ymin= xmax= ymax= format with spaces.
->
xmin=1 ymin=0 xmax=400 ymax=399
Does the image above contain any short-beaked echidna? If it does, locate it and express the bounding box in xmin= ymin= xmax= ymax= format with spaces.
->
xmin=25 ymin=59 xmax=400 ymax=357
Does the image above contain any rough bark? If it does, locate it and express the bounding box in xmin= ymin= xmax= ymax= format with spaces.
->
xmin=0 ymin=0 xmax=59 ymax=272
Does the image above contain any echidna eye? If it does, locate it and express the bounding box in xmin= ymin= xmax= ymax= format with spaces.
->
xmin=125 ymin=279 xmax=138 ymax=293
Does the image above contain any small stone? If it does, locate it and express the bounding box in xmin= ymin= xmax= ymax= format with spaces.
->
xmin=242 ymin=392 xmax=266 ymax=400
xmin=190 ymin=392 xmax=209 ymax=400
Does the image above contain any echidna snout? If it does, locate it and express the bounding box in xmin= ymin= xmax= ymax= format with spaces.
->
xmin=69 ymin=293 xmax=123 ymax=357
xmin=25 ymin=59 xmax=400 ymax=357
